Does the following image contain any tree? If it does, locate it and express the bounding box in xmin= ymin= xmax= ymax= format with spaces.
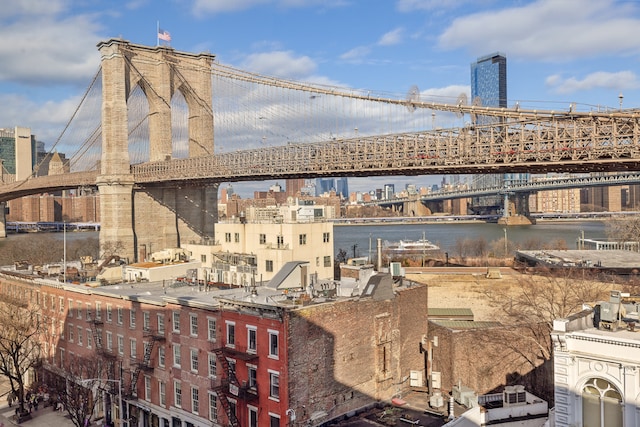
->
xmin=606 ymin=216 xmax=640 ymax=245
xmin=51 ymin=354 xmax=108 ymax=427
xmin=483 ymin=267 xmax=611 ymax=401
xmin=0 ymin=234 xmax=99 ymax=266
xmin=0 ymin=293 xmax=49 ymax=418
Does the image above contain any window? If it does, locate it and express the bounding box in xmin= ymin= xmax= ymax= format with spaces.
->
xmin=228 ymin=359 xmax=236 ymax=378
xmin=130 ymin=310 xmax=136 ymax=328
xmin=277 ymin=235 xmax=284 ymax=246
xmin=269 ymin=371 xmax=280 ymax=399
xmin=159 ymin=381 xmax=166 ymax=407
xmin=323 ymin=232 xmax=330 ymax=243
xmin=299 ymin=234 xmax=307 ymax=245
xmin=67 ymin=299 xmax=73 ymax=317
xmin=208 ymin=353 xmax=217 ymax=377
xmin=190 ymin=348 xmax=199 ymax=372
xmin=68 ymin=325 xmax=74 ymax=343
xmin=130 ymin=338 xmax=137 ymax=358
xmin=59 ymin=297 xmax=64 ymax=313
xmin=249 ymin=406 xmax=258 ymax=427
xmin=268 ymin=330 xmax=279 ymax=358
xmin=173 ymin=344 xmax=181 ymax=367
xmin=158 ymin=346 xmax=165 ymax=368
xmin=247 ymin=326 xmax=257 ymax=352
xmin=225 ymin=233 xmax=231 ymax=243
xmin=106 ymin=331 xmax=113 ymax=351
xmin=117 ymin=307 xmax=123 ymax=325
xmin=208 ymin=318 xmax=216 ymax=341
xmin=59 ymin=320 xmax=64 ymax=340
xmin=86 ymin=329 xmax=92 ymax=349
xmin=266 ymin=260 xmax=273 ymax=272
xmin=117 ymin=335 xmax=124 ymax=355
xmin=172 ymin=312 xmax=180 ymax=333
xmin=95 ymin=302 xmax=102 ymax=320
xmin=106 ymin=304 xmax=112 ymax=322
xmin=190 ymin=314 xmax=198 ymax=336
xmin=324 ymin=256 xmax=331 ymax=267
xmin=270 ymin=414 xmax=280 ymax=427
xmin=248 ymin=365 xmax=257 ymax=389
xmin=86 ymin=303 xmax=92 ymax=320
xmin=191 ymin=387 xmax=199 ymax=414
xmin=259 ymin=234 xmax=266 ymax=244
xmin=208 ymin=393 xmax=218 ymax=422
xmin=226 ymin=322 xmax=235 ymax=347
xmin=77 ymin=300 xmax=82 ymax=318
xmin=144 ymin=376 xmax=151 ymax=401
xmin=234 ymin=233 xmax=240 ymax=243
xmin=174 ymin=381 xmax=182 ymax=408
xmin=51 ymin=295 xmax=56 ymax=311
xmin=77 ymin=327 xmax=83 ymax=346
xmin=582 ymin=378 xmax=622 ymax=427
xmin=201 ymin=254 xmax=207 ymax=263
xmin=158 ymin=314 xmax=165 ymax=334
xmin=143 ymin=312 xmax=150 ymax=331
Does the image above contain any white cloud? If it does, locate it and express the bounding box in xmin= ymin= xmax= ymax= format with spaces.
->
xmin=438 ymin=0 xmax=640 ymax=61
xmin=241 ymin=51 xmax=317 ymax=80
xmin=0 ymin=0 xmax=68 ymax=19
xmin=545 ymin=71 xmax=640 ymax=94
xmin=340 ymin=46 xmax=372 ymax=61
xmin=378 ymin=28 xmax=404 ymax=46
xmin=396 ymin=0 xmax=470 ymax=12
xmin=0 ymin=8 xmax=103 ymax=86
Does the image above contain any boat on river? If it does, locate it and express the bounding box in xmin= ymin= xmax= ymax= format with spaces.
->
xmin=383 ymin=238 xmax=440 ymax=254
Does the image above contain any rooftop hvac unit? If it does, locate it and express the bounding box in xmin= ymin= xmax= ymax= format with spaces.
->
xmin=503 ymin=385 xmax=527 ymax=407
xmin=390 ymin=262 xmax=403 ymax=277
xmin=453 ymin=383 xmax=477 ymax=408
xmin=410 ymin=370 xmax=423 ymax=387
xmin=431 ymin=371 xmax=441 ymax=390
xmin=429 ymin=390 xmax=444 ymax=408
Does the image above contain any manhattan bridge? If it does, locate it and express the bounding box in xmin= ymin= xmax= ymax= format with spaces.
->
xmin=1 ymin=39 xmax=639 ymax=260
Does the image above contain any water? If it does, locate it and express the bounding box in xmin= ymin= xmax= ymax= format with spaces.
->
xmin=0 ymin=222 xmax=609 ymax=259
xmin=333 ymin=220 xmax=608 ymax=258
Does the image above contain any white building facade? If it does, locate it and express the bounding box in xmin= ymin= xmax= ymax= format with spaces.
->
xmin=551 ymin=310 xmax=640 ymax=427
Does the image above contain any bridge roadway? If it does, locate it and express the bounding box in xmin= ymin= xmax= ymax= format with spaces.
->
xmin=1 ymin=110 xmax=640 ymax=203
xmin=370 ymin=171 xmax=640 ymax=207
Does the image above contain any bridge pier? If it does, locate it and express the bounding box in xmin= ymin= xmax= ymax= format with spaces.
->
xmin=133 ymin=184 xmax=218 ymax=261
xmin=97 ymin=176 xmax=136 ymax=261
xmin=497 ymin=192 xmax=535 ymax=225
xmin=403 ymin=199 xmax=431 ymax=216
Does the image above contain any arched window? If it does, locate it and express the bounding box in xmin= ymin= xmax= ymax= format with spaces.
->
xmin=582 ymin=378 xmax=623 ymax=427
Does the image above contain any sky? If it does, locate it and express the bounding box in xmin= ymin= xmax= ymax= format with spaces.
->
xmin=2 ymin=0 xmax=640 ymax=197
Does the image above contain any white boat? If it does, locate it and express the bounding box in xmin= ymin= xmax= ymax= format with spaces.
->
xmin=384 ymin=239 xmax=440 ymax=253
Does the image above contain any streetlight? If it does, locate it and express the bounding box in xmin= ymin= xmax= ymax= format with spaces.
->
xmin=503 ymin=228 xmax=508 ymax=257
xmin=619 ymin=93 xmax=624 ymax=111
xmin=80 ymin=378 xmax=123 ymax=427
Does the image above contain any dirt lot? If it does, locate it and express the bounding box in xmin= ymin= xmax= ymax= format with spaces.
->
xmin=407 ymin=269 xmax=526 ymax=321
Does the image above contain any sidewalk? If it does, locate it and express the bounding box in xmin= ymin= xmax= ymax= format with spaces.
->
xmin=0 ymin=402 xmax=75 ymax=427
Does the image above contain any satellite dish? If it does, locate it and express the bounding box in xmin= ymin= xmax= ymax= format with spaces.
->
xmin=455 ymin=93 xmax=468 ymax=118
xmin=406 ymin=85 xmax=420 ymax=112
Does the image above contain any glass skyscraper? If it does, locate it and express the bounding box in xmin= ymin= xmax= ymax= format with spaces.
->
xmin=470 ymin=52 xmax=507 ymax=108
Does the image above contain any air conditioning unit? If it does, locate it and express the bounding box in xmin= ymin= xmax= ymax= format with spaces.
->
xmin=390 ymin=262 xmax=403 ymax=277
xmin=409 ymin=370 xmax=423 ymax=387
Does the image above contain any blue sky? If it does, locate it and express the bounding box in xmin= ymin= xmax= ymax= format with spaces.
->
xmin=2 ymin=0 xmax=640 ymax=196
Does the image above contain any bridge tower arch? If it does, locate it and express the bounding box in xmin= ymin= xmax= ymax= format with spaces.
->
xmin=97 ymin=39 xmax=217 ymax=261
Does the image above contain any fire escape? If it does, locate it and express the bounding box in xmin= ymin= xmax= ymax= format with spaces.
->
xmin=213 ymin=346 xmax=259 ymax=427
xmin=89 ymin=316 xmax=118 ymax=394
xmin=127 ymin=329 xmax=166 ymax=397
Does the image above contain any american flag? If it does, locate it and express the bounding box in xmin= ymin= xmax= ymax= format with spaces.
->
xmin=158 ymin=28 xmax=171 ymax=42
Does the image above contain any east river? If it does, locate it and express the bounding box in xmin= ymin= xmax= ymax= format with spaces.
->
xmin=0 ymin=219 xmax=609 ymax=258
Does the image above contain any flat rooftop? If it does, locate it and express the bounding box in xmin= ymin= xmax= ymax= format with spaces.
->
xmin=516 ymin=249 xmax=640 ymax=271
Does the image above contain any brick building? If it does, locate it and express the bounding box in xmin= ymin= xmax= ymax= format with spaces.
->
xmin=0 ymin=265 xmax=427 ymax=427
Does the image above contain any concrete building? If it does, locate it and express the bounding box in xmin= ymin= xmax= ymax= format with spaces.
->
xmin=188 ymin=201 xmax=335 ymax=284
xmin=0 ymin=260 xmax=428 ymax=427
xmin=0 ymin=126 xmax=35 ymax=181
xmin=550 ymin=292 xmax=640 ymax=427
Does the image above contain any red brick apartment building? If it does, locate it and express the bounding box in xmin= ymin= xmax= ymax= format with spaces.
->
xmin=0 ymin=270 xmax=427 ymax=427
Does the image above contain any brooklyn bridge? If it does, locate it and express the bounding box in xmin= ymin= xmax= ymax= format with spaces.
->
xmin=2 ymin=39 xmax=639 ymax=261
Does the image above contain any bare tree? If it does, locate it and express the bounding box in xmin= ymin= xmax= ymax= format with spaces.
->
xmin=51 ymin=354 xmax=107 ymax=427
xmin=483 ymin=267 xmax=611 ymax=401
xmin=0 ymin=234 xmax=99 ymax=266
xmin=606 ymin=216 xmax=640 ymax=245
xmin=0 ymin=293 xmax=49 ymax=418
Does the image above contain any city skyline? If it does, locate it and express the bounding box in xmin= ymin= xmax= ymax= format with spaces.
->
xmin=1 ymin=0 xmax=640 ymax=194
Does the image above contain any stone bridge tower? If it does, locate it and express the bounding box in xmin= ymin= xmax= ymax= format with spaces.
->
xmin=97 ymin=39 xmax=217 ymax=262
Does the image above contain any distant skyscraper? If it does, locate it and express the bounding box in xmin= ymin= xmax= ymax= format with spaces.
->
xmin=0 ymin=127 xmax=36 ymax=181
xmin=470 ymin=52 xmax=507 ymax=108
xmin=316 ymin=178 xmax=335 ymax=196
xmin=335 ymin=177 xmax=349 ymax=199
